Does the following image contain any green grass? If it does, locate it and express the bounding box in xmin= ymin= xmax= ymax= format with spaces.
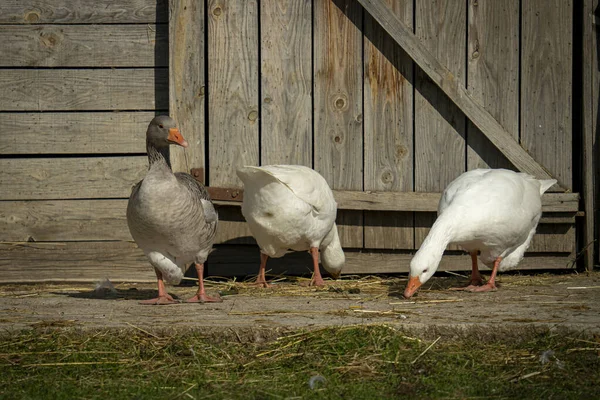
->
xmin=0 ymin=326 xmax=598 ymax=399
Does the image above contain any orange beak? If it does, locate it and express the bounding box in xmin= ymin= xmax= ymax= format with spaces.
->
xmin=403 ymin=276 xmax=422 ymax=299
xmin=167 ymin=128 xmax=188 ymax=148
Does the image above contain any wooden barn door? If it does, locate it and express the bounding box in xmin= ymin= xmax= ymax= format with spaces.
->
xmin=168 ymin=0 xmax=580 ymax=275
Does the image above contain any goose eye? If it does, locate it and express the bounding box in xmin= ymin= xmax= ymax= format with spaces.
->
xmin=422 ymin=268 xmax=429 ymax=274
xmin=159 ymin=124 xmax=164 ymax=129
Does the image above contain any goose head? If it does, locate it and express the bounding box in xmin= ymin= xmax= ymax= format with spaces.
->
xmin=147 ymin=116 xmax=188 ymax=148
xmin=403 ymin=250 xmax=439 ymax=298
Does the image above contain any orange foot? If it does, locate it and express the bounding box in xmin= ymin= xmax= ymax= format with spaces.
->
xmin=309 ymin=276 xmax=325 ymax=287
xmin=139 ymin=295 xmax=178 ymax=305
xmin=464 ymin=282 xmax=497 ymax=292
xmin=185 ymin=293 xmax=223 ymax=303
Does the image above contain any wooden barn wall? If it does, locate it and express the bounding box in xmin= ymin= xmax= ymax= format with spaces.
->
xmin=0 ymin=0 xmax=581 ymax=282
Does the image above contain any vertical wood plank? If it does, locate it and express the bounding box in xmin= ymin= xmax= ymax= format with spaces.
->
xmin=261 ymin=0 xmax=312 ymax=166
xmin=208 ymin=0 xmax=259 ymax=243
xmin=521 ymin=0 xmax=573 ymax=190
xmin=314 ymin=0 xmax=363 ymax=248
xmin=585 ymin=0 xmax=599 ymax=268
xmin=363 ymin=0 xmax=414 ymax=249
xmin=467 ymin=0 xmax=519 ymax=170
xmin=414 ymin=0 xmax=467 ymax=246
xmin=169 ymin=0 xmax=206 ymax=176
xmin=208 ymin=0 xmax=259 ymax=187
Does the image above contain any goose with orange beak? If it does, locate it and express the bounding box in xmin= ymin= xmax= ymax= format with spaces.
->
xmin=127 ymin=116 xmax=220 ymax=304
xmin=404 ymin=169 xmax=556 ymax=299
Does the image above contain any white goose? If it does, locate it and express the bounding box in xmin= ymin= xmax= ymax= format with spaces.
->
xmin=127 ymin=116 xmax=220 ymax=304
xmin=236 ymin=165 xmax=345 ymax=286
xmin=404 ymin=168 xmax=556 ymax=298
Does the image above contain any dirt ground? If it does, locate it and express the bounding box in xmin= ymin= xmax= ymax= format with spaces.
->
xmin=1 ymin=271 xmax=599 ymax=337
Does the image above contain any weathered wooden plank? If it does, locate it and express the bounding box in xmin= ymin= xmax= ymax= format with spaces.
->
xmin=467 ymin=0 xmax=519 ymax=169
xmin=214 ymin=190 xmax=580 ymax=213
xmin=208 ymin=0 xmax=259 ymax=187
xmin=0 ymin=0 xmax=167 ymax=24
xmin=521 ymin=0 xmax=573 ymax=190
xmin=207 ymin=0 xmax=259 ymax=244
xmin=0 ymin=157 xmax=146 ymax=200
xmin=260 ymin=0 xmax=312 ymax=165
xmin=528 ymin=224 xmax=575 ymax=253
xmin=0 ymin=112 xmax=152 ymax=154
xmin=363 ymin=0 xmax=413 ymax=249
xmin=209 ymin=246 xmax=575 ymax=277
xmin=0 ymin=242 xmax=573 ymax=284
xmin=0 ymin=69 xmax=168 ymax=111
xmin=0 ymin=25 xmax=167 ymax=67
xmin=0 ymin=242 xmax=155 ymax=283
xmin=582 ymin=0 xmax=597 ymax=269
xmin=355 ymin=0 xmax=561 ymax=189
xmin=314 ymin=0 xmax=363 ymax=247
xmin=0 ymin=200 xmax=131 ymax=242
xmin=414 ymin=0 xmax=466 ymax=248
xmin=0 ymin=198 xmax=579 ymax=244
xmin=169 ymin=0 xmax=206 ymax=177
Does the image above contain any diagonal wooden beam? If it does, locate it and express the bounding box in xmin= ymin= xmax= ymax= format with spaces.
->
xmin=355 ymin=0 xmax=565 ymax=191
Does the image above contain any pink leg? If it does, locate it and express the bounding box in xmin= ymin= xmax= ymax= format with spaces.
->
xmin=253 ymin=253 xmax=272 ymax=288
xmin=467 ymin=257 xmax=500 ymax=292
xmin=140 ymin=269 xmax=178 ymax=305
xmin=450 ymin=252 xmax=484 ymax=291
xmin=309 ymin=247 xmax=325 ymax=287
xmin=186 ymin=263 xmax=222 ymax=303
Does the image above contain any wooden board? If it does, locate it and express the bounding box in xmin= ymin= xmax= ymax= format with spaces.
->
xmin=363 ymin=0 xmax=414 ymax=249
xmin=0 ymin=242 xmax=155 ymax=283
xmin=582 ymin=0 xmax=597 ymax=269
xmin=414 ymin=0 xmax=466 ymax=247
xmin=521 ymin=0 xmax=573 ymax=190
xmin=260 ymin=0 xmax=312 ymax=166
xmin=0 ymin=0 xmax=167 ymax=24
xmin=208 ymin=246 xmax=575 ymax=277
xmin=0 ymin=25 xmax=167 ymax=67
xmin=1 ymin=112 xmax=152 ymax=154
xmin=207 ymin=0 xmax=259 ymax=244
xmin=0 ymin=157 xmax=146 ymax=200
xmin=467 ymin=0 xmax=519 ymax=169
xmin=314 ymin=0 xmax=363 ymax=248
xmin=169 ymin=0 xmax=206 ymax=177
xmin=0 ymin=242 xmax=574 ymax=284
xmin=0 ymin=200 xmax=131 ymax=242
xmin=0 ymin=69 xmax=168 ymax=111
xmin=208 ymin=0 xmax=259 ymax=187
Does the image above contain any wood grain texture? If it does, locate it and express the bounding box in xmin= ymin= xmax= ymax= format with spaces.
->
xmin=314 ymin=0 xmax=363 ymax=247
xmin=209 ymin=246 xmax=575 ymax=277
xmin=207 ymin=0 xmax=259 ymax=244
xmin=0 ymin=24 xmax=167 ymax=67
xmin=0 ymin=195 xmax=575 ymax=243
xmin=0 ymin=200 xmax=131 ymax=241
xmin=0 ymin=112 xmax=152 ymax=154
xmin=355 ymin=0 xmax=561 ymax=188
xmin=169 ymin=0 xmax=206 ymax=176
xmin=0 ymin=157 xmax=146 ymax=200
xmin=208 ymin=0 xmax=259 ymax=187
xmin=363 ymin=0 xmax=413 ymax=249
xmin=0 ymin=0 xmax=167 ymax=24
xmin=521 ymin=0 xmax=573 ymax=190
xmin=414 ymin=0 xmax=466 ymax=247
xmin=0 ymin=242 xmax=155 ymax=283
xmin=260 ymin=0 xmax=312 ymax=166
xmin=582 ymin=0 xmax=597 ymax=269
xmin=0 ymin=69 xmax=168 ymax=111
xmin=467 ymin=0 xmax=519 ymax=169
xmin=0 ymin=243 xmax=573 ymax=283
